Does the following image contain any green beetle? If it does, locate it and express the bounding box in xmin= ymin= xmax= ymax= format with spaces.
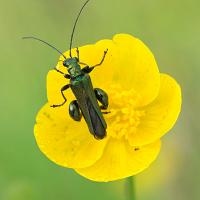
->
xmin=23 ymin=0 xmax=110 ymax=139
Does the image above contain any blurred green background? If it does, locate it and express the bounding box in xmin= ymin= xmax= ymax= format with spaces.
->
xmin=0 ymin=0 xmax=199 ymax=199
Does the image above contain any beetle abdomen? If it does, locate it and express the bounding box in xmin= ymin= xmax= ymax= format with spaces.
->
xmin=70 ymin=74 xmax=107 ymax=139
xmin=86 ymin=97 xmax=106 ymax=139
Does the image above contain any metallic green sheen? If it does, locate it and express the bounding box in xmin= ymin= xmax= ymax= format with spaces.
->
xmin=64 ymin=58 xmax=82 ymax=78
xmin=69 ymin=100 xmax=82 ymax=121
xmin=70 ymin=73 xmax=107 ymax=137
xmin=63 ymin=57 xmax=107 ymax=139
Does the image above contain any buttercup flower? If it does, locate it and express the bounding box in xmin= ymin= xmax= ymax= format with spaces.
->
xmin=34 ymin=34 xmax=181 ymax=182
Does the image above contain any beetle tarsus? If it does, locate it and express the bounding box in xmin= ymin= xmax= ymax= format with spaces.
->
xmin=92 ymin=48 xmax=108 ymax=68
xmin=50 ymin=103 xmax=66 ymax=108
xmin=54 ymin=67 xmax=71 ymax=79
xmin=54 ymin=67 xmax=64 ymax=74
xmin=102 ymin=111 xmax=111 ymax=114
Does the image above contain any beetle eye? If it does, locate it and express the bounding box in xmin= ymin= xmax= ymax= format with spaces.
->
xmin=63 ymin=60 xmax=68 ymax=67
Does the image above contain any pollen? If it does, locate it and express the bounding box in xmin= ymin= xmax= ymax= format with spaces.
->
xmin=106 ymin=84 xmax=146 ymax=140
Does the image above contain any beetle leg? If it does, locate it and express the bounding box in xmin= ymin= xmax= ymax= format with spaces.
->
xmin=53 ymin=67 xmax=71 ymax=79
xmin=81 ymin=65 xmax=94 ymax=73
xmin=92 ymin=49 xmax=108 ymax=68
xmin=50 ymin=84 xmax=70 ymax=108
xmin=69 ymin=100 xmax=82 ymax=121
xmin=81 ymin=49 xmax=108 ymax=74
xmin=79 ymin=62 xmax=87 ymax=65
xmin=54 ymin=67 xmax=64 ymax=74
xmin=76 ymin=47 xmax=87 ymax=65
xmin=101 ymin=111 xmax=111 ymax=114
xmin=64 ymin=74 xmax=71 ymax=79
xmin=76 ymin=48 xmax=88 ymax=65
xmin=94 ymin=88 xmax=109 ymax=109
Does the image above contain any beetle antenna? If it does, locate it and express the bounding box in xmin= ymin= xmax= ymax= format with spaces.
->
xmin=69 ymin=0 xmax=90 ymax=58
xmin=22 ymin=36 xmax=67 ymax=59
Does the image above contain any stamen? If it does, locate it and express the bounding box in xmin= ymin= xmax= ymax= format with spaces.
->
xmin=105 ymin=84 xmax=146 ymax=140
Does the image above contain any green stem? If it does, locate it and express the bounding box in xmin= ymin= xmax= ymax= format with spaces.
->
xmin=126 ymin=176 xmax=136 ymax=200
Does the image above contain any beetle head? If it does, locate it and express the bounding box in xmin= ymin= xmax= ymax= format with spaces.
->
xmin=63 ymin=57 xmax=78 ymax=68
xmin=63 ymin=57 xmax=82 ymax=78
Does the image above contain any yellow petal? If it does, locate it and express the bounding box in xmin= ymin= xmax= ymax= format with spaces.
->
xmin=128 ymin=73 xmax=182 ymax=146
xmin=111 ymin=34 xmax=160 ymax=106
xmin=75 ymin=138 xmax=161 ymax=182
xmin=34 ymin=103 xmax=107 ymax=168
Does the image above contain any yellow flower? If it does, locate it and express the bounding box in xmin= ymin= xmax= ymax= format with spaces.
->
xmin=34 ymin=34 xmax=181 ymax=182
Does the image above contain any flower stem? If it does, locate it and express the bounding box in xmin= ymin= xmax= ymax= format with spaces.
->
xmin=126 ymin=176 xmax=136 ymax=200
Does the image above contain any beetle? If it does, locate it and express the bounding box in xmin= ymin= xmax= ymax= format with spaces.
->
xmin=23 ymin=0 xmax=110 ymax=139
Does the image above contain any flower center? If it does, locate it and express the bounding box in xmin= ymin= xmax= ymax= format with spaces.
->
xmin=105 ymin=84 xmax=146 ymax=140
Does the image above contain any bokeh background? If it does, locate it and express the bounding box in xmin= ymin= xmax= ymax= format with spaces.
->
xmin=0 ymin=0 xmax=199 ymax=199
